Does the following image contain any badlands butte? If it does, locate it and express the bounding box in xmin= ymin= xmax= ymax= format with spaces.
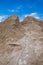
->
xmin=0 ymin=15 xmax=43 ymax=65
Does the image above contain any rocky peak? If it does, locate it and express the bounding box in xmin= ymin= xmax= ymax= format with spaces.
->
xmin=5 ymin=15 xmax=19 ymax=25
xmin=22 ymin=16 xmax=38 ymax=25
xmin=0 ymin=15 xmax=43 ymax=65
xmin=21 ymin=16 xmax=43 ymax=28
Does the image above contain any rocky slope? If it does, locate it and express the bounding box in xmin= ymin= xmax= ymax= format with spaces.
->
xmin=0 ymin=15 xmax=43 ymax=65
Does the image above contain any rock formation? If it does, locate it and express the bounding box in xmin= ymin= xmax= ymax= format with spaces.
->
xmin=0 ymin=15 xmax=43 ymax=65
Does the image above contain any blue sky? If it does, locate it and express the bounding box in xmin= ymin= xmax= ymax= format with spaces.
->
xmin=0 ymin=0 xmax=43 ymax=22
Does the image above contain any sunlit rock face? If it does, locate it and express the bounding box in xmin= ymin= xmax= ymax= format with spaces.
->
xmin=0 ymin=15 xmax=43 ymax=65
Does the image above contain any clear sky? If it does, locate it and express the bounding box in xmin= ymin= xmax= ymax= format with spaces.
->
xmin=0 ymin=0 xmax=43 ymax=22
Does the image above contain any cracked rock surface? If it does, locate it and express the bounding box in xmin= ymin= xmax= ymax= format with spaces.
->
xmin=0 ymin=15 xmax=43 ymax=65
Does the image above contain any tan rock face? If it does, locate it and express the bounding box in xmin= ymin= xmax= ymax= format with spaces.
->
xmin=0 ymin=15 xmax=43 ymax=65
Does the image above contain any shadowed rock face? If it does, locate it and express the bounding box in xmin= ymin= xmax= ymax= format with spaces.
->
xmin=0 ymin=15 xmax=43 ymax=65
